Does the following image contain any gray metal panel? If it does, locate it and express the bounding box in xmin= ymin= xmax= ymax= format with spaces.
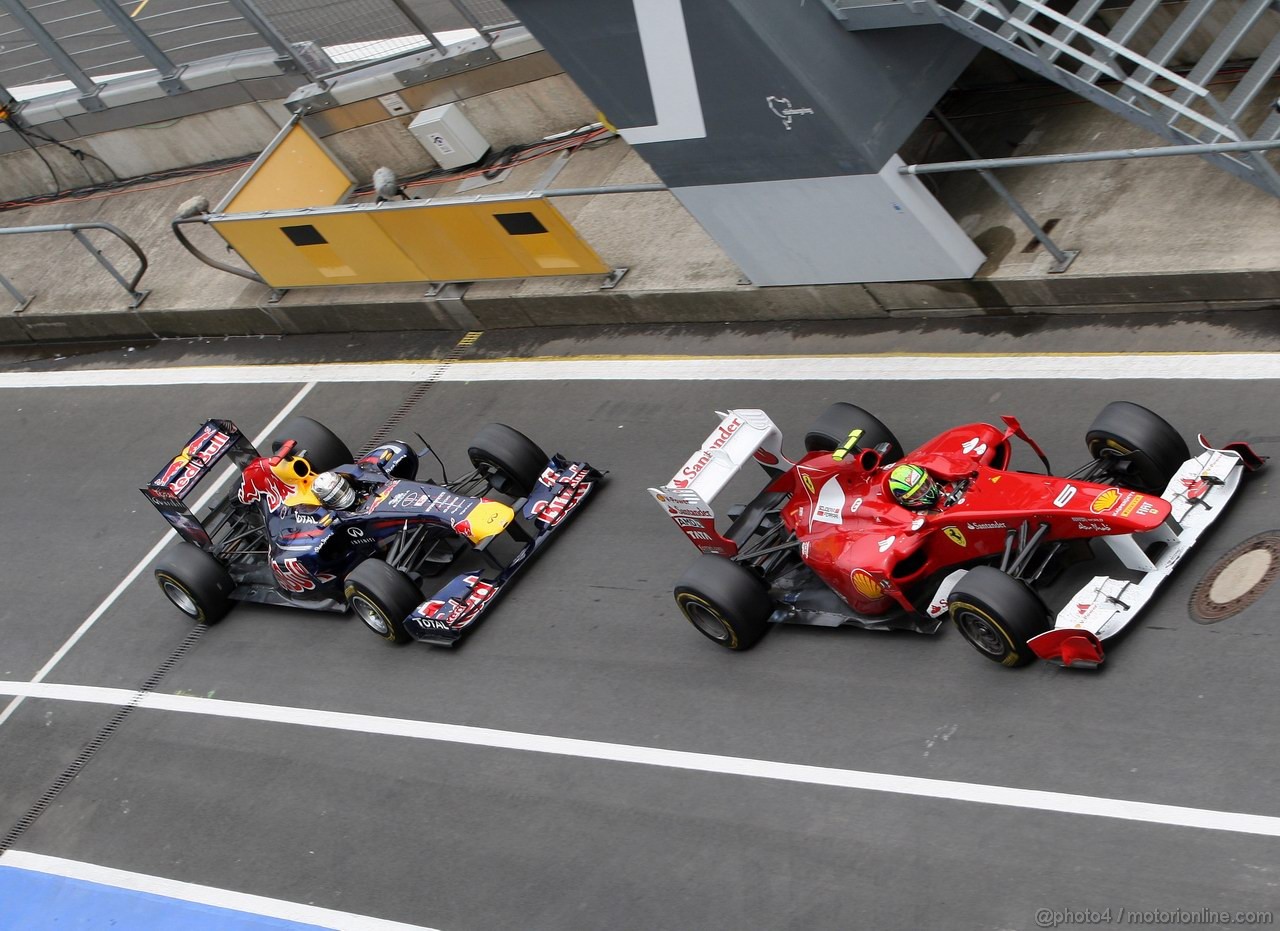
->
xmin=503 ymin=0 xmax=979 ymax=185
xmin=670 ymin=162 xmax=984 ymax=286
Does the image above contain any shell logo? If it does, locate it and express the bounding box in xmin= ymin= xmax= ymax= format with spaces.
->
xmin=1091 ymin=488 xmax=1120 ymax=513
xmin=850 ymin=569 xmax=883 ymax=600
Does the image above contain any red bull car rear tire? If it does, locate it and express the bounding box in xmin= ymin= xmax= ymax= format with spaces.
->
xmin=154 ymin=543 xmax=234 ymax=625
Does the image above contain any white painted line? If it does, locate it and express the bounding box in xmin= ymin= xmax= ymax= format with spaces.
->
xmin=5 ymin=680 xmax=1280 ymax=838
xmin=0 ymin=851 xmax=438 ymax=931
xmin=617 ymin=0 xmax=707 ymax=145
xmin=0 ymin=383 xmax=317 ymax=730
xmin=3 ymin=353 xmax=1280 ymax=388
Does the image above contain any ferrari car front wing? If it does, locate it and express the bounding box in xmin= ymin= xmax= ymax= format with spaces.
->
xmin=1030 ymin=436 xmax=1264 ymax=667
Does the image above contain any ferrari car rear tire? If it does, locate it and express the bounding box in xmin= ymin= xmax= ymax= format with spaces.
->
xmin=674 ymin=555 xmax=771 ymax=650
xmin=154 ymin=543 xmax=234 ymax=625
xmin=270 ymin=416 xmax=352 ymax=473
xmin=1086 ymin=401 xmax=1189 ymax=493
xmin=948 ymin=566 xmax=1050 ymax=668
xmin=468 ymin=423 xmax=548 ymax=497
xmin=344 ymin=560 xmax=422 ymax=645
xmin=804 ymin=402 xmax=904 ymax=462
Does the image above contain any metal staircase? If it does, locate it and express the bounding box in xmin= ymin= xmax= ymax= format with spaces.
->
xmin=824 ymin=0 xmax=1280 ymax=197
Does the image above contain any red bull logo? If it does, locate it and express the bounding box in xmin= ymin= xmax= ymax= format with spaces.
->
xmin=155 ymin=424 xmax=232 ymax=496
xmin=239 ymin=459 xmax=296 ymax=513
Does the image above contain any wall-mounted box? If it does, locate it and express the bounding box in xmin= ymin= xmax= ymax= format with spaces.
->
xmin=408 ymin=103 xmax=491 ymax=170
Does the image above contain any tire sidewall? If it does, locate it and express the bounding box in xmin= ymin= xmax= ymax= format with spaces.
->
xmin=948 ymin=567 xmax=1049 ymax=667
xmin=675 ymin=591 xmax=742 ymax=649
xmin=343 ymin=560 xmax=421 ymax=644
xmin=1086 ymin=401 xmax=1188 ymax=493
xmin=156 ymin=571 xmax=210 ymax=623
xmin=673 ymin=555 xmax=770 ymax=651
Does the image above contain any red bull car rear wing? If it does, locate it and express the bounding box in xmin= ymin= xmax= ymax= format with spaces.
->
xmin=141 ymin=419 xmax=259 ymax=549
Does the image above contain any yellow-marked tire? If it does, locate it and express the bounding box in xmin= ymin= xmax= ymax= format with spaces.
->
xmin=1086 ymin=401 xmax=1188 ymax=493
xmin=345 ymin=559 xmax=421 ymax=645
xmin=674 ymin=555 xmax=771 ymax=651
xmin=154 ymin=543 xmax=234 ymax=624
xmin=804 ymin=402 xmax=903 ymax=462
xmin=948 ymin=566 xmax=1050 ymax=667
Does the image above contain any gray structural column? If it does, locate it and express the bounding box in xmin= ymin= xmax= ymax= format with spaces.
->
xmin=0 ymin=0 xmax=105 ymax=110
xmin=501 ymin=0 xmax=986 ymax=285
xmin=87 ymin=0 xmax=188 ymax=94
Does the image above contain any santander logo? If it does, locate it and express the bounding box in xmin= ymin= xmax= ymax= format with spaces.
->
xmin=672 ymin=417 xmax=744 ymax=489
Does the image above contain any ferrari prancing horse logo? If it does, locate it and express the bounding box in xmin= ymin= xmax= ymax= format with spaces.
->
xmin=943 ymin=526 xmax=967 ymax=547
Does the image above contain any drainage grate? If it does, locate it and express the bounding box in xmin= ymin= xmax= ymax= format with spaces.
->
xmin=359 ymin=331 xmax=484 ymax=455
xmin=0 ymin=623 xmax=208 ymax=854
xmin=1189 ymin=531 xmax=1280 ymax=624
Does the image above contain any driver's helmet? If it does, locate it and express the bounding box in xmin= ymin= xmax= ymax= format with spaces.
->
xmin=888 ymin=463 xmax=941 ymax=509
xmin=313 ymin=471 xmax=356 ymax=509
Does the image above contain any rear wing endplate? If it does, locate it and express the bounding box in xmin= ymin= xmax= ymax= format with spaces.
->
xmin=648 ymin=409 xmax=787 ymax=556
xmin=141 ymin=419 xmax=258 ymax=549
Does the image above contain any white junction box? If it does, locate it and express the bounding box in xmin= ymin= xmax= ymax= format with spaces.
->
xmin=408 ymin=103 xmax=491 ymax=170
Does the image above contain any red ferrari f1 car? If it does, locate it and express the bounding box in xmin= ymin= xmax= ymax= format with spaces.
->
xmin=649 ymin=402 xmax=1263 ymax=668
xmin=144 ymin=416 xmax=600 ymax=646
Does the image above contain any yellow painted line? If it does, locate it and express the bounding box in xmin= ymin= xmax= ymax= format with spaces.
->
xmin=130 ymin=0 xmax=150 ymax=17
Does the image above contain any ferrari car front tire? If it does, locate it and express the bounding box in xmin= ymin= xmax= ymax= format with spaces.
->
xmin=1086 ymin=401 xmax=1189 ymax=493
xmin=344 ymin=559 xmax=422 ymax=644
xmin=948 ymin=567 xmax=1050 ymax=668
xmin=468 ymin=423 xmax=548 ymax=497
xmin=154 ymin=543 xmax=234 ymax=624
xmin=674 ymin=555 xmax=771 ymax=650
xmin=270 ymin=416 xmax=352 ymax=472
xmin=804 ymin=402 xmax=904 ymax=462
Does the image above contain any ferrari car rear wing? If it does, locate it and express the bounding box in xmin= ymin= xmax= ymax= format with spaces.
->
xmin=1030 ymin=434 xmax=1265 ymax=667
xmin=141 ymin=419 xmax=259 ymax=549
xmin=648 ymin=409 xmax=787 ymax=557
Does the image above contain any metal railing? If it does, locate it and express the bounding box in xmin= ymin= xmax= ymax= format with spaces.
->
xmin=0 ymin=220 xmax=149 ymax=310
xmin=0 ymin=0 xmax=518 ymax=102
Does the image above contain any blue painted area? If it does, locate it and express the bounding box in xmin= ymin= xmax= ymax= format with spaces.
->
xmin=0 ymin=866 xmax=333 ymax=930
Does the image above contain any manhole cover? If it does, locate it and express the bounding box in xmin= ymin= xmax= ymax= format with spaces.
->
xmin=1190 ymin=532 xmax=1280 ymax=624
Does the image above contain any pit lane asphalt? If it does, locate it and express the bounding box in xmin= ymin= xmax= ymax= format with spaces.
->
xmin=2 ymin=314 xmax=1278 ymax=930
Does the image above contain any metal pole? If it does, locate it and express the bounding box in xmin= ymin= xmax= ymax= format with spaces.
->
xmin=542 ymin=184 xmax=668 ymax=197
xmin=223 ymin=0 xmax=322 ymax=84
xmin=387 ymin=0 xmax=449 ymax=54
xmin=0 ymin=222 xmax=150 ymax=307
xmin=87 ymin=0 xmax=187 ymax=94
xmin=902 ymin=137 xmax=1280 ymax=174
xmin=0 ymin=0 xmax=103 ymax=108
xmin=0 ymin=270 xmax=32 ymax=312
xmin=171 ymin=216 xmax=270 ymax=288
xmin=72 ymin=230 xmax=148 ymax=306
xmin=440 ymin=0 xmax=497 ymax=43
xmin=929 ymin=108 xmax=1078 ymax=273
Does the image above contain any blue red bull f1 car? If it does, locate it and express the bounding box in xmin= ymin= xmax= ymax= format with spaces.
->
xmin=143 ymin=416 xmax=602 ymax=646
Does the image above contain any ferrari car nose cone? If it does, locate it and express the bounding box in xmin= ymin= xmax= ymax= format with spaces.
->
xmin=1191 ymin=532 xmax=1280 ymax=623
